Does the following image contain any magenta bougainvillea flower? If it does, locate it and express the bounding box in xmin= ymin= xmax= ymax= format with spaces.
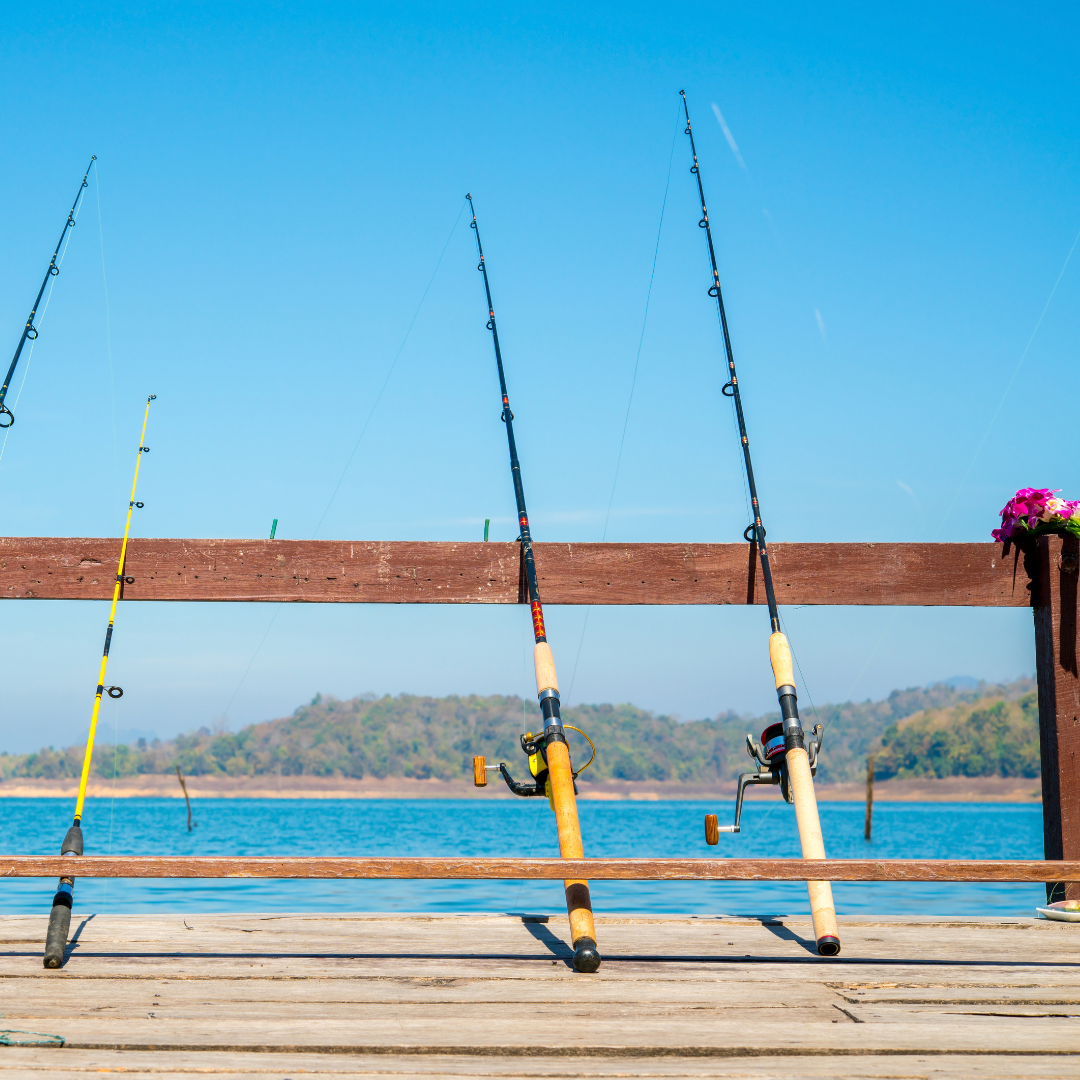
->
xmin=992 ymin=488 xmax=1080 ymax=542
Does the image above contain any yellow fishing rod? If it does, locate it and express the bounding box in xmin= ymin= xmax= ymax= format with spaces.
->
xmin=44 ymin=394 xmax=155 ymax=969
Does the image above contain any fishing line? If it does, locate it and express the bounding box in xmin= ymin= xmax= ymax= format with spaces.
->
xmin=510 ymin=793 xmax=546 ymax=910
xmin=220 ymin=201 xmax=468 ymax=722
xmin=786 ymin=226 xmax=1080 ymax=739
xmin=940 ymin=223 xmax=1080 ymax=532
xmin=104 ymin=692 xmax=122 ymax=908
xmin=94 ymin=166 xmax=118 ymax=478
xmin=311 ymin=199 xmax=468 ymax=540
xmin=564 ymin=107 xmax=680 ymax=706
xmin=708 ymin=102 xmax=831 ymax=352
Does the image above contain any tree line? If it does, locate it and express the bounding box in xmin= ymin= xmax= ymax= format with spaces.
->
xmin=0 ymin=678 xmax=1036 ymax=786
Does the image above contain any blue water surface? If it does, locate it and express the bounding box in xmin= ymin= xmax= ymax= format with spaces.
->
xmin=1 ymin=797 xmax=1046 ymax=917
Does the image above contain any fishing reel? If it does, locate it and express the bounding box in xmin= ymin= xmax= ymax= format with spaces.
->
xmin=473 ymin=726 xmax=595 ymax=811
xmin=704 ymin=722 xmax=824 ymax=843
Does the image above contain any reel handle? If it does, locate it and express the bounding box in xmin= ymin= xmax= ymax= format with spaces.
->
xmin=472 ymin=756 xmax=488 ymax=787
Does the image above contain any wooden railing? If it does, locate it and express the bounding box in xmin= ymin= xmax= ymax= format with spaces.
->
xmin=2 ymin=857 xmax=1078 ymax=882
xmin=2 ymin=533 xmax=1076 ymax=900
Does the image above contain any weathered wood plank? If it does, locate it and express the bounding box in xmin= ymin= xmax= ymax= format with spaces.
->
xmin=1036 ymin=534 xmax=1080 ymax=904
xmin=0 ymin=1050 xmax=1072 ymax=1080
xmin=0 ymin=538 xmax=1033 ymax=607
xmin=2 ymin=856 xmax=1077 ymax=880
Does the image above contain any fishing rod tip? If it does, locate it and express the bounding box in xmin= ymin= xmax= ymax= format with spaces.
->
xmin=148 ymin=394 xmax=157 ymax=401
xmin=679 ymin=89 xmax=685 ymax=96
xmin=466 ymin=192 xmax=472 ymax=200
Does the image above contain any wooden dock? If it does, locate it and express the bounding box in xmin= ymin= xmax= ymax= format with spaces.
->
xmin=1 ymin=911 xmax=1077 ymax=1077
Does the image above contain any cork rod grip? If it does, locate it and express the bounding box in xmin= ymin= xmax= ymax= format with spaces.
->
xmin=546 ymin=739 xmax=597 ymax=948
xmin=769 ymin=632 xmax=795 ymax=689
xmin=786 ymin=747 xmax=840 ymax=949
xmin=533 ymin=642 xmax=559 ymax=695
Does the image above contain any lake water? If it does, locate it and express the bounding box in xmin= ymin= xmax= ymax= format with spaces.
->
xmin=0 ymin=797 xmax=1047 ymax=917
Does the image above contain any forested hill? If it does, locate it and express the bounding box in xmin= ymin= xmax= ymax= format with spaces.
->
xmin=0 ymin=678 xmax=1036 ymax=786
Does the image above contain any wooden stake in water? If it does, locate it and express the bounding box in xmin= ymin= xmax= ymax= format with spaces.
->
xmin=176 ymin=766 xmax=195 ymax=832
xmin=865 ymin=755 xmax=874 ymax=841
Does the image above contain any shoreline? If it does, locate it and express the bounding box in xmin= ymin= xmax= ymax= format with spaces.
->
xmin=0 ymin=773 xmax=1042 ymax=802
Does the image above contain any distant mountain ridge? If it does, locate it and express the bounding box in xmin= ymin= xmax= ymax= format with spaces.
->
xmin=0 ymin=677 xmax=1036 ymax=786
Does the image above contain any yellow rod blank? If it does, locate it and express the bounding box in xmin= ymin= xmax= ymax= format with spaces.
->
xmin=73 ymin=396 xmax=154 ymax=823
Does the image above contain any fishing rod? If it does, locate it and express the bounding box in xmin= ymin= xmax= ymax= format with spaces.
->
xmin=44 ymin=394 xmax=155 ymax=969
xmin=679 ymin=90 xmax=840 ymax=957
xmin=465 ymin=194 xmax=600 ymax=974
xmin=0 ymin=157 xmax=97 ymax=428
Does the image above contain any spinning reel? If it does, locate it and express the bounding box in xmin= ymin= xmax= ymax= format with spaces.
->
xmin=473 ymin=725 xmax=595 ymax=811
xmin=705 ymin=721 xmax=825 ymax=843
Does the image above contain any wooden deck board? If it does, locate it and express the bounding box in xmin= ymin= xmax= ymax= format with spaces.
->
xmin=0 ymin=913 xmax=1076 ymax=1077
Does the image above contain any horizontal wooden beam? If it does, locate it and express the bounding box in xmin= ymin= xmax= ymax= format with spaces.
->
xmin=2 ymin=856 xmax=1074 ymax=881
xmin=0 ymin=538 xmax=1033 ymax=607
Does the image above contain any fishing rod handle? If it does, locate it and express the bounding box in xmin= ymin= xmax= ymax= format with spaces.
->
xmin=768 ymin=631 xmax=840 ymax=952
xmin=769 ymin=631 xmax=804 ymax=745
xmin=532 ymin=641 xmax=600 ymax=970
xmin=534 ymin=642 xmax=558 ymax=697
xmin=546 ymin=736 xmax=599 ymax=965
xmin=786 ymin=746 xmax=841 ymax=955
xmin=768 ymin=631 xmax=795 ymax=690
xmin=43 ymin=824 xmax=82 ymax=968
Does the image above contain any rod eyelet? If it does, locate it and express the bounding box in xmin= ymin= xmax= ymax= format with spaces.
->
xmin=124 ymin=576 xmax=134 ymax=584
xmin=743 ymin=524 xmax=765 ymax=543
xmin=135 ymin=502 xmax=144 ymax=508
xmin=698 ymin=219 xmax=708 ymax=228
xmin=0 ymin=406 xmax=13 ymax=428
xmin=49 ymin=265 xmax=60 ymax=275
xmin=708 ymin=286 xmax=719 ymax=297
xmin=721 ymin=382 xmax=735 ymax=397
xmin=26 ymin=327 xmax=38 ymax=339
xmin=106 ymin=686 xmax=123 ymax=699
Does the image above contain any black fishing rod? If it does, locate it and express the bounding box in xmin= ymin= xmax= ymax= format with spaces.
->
xmin=465 ymin=193 xmax=600 ymax=974
xmin=0 ymin=156 xmax=97 ymax=428
xmin=679 ymin=90 xmax=840 ymax=956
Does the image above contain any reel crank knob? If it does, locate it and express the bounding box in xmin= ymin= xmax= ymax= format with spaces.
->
xmin=704 ymin=814 xmax=720 ymax=845
xmin=472 ymin=756 xmax=488 ymax=787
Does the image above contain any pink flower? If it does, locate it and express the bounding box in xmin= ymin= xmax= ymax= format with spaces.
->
xmin=993 ymin=488 xmax=1079 ymax=541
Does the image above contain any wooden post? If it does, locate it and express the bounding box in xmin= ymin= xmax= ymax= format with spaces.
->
xmin=865 ymin=756 xmax=874 ymax=841
xmin=175 ymin=766 xmax=195 ymax=832
xmin=1035 ymin=534 xmax=1080 ymax=903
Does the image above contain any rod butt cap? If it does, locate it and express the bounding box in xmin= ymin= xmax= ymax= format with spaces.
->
xmin=817 ymin=935 xmax=841 ymax=957
xmin=573 ymin=938 xmax=601 ymax=973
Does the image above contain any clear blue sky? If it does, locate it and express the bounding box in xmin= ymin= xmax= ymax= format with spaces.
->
xmin=1 ymin=3 xmax=1076 ymax=753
